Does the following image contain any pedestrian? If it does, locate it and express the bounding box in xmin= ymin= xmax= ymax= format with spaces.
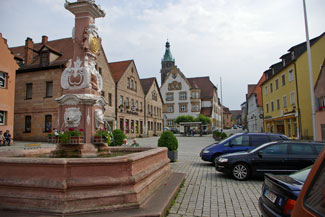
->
xmin=0 ymin=131 xmax=4 ymax=146
xmin=4 ymin=130 xmax=11 ymax=146
xmin=122 ymin=138 xmax=128 ymax=146
xmin=131 ymin=139 xmax=139 ymax=147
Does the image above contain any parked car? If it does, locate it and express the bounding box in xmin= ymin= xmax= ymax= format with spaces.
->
xmin=259 ymin=166 xmax=312 ymax=217
xmin=291 ymin=147 xmax=325 ymax=217
xmin=200 ymin=133 xmax=288 ymax=164
xmin=163 ymin=127 xmax=170 ymax=132
xmin=215 ymin=140 xmax=324 ymax=180
xmin=170 ymin=127 xmax=179 ymax=134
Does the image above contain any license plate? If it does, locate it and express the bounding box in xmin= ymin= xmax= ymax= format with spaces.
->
xmin=264 ymin=189 xmax=277 ymax=203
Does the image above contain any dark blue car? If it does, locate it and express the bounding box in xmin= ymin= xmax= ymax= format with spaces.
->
xmin=200 ymin=132 xmax=288 ymax=164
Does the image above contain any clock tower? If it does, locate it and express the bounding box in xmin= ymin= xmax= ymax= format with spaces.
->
xmin=160 ymin=40 xmax=175 ymax=85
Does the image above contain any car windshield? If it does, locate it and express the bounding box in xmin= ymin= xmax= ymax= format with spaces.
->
xmin=289 ymin=166 xmax=312 ymax=183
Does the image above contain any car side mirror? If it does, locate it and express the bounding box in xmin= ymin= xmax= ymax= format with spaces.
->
xmin=258 ymin=151 xmax=263 ymax=157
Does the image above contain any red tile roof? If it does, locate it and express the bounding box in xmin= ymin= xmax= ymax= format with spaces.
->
xmin=108 ymin=60 xmax=133 ymax=83
xmin=200 ymin=107 xmax=212 ymax=116
xmin=9 ymin=37 xmax=74 ymax=70
xmin=188 ymin=76 xmax=216 ymax=99
xmin=140 ymin=77 xmax=155 ymax=95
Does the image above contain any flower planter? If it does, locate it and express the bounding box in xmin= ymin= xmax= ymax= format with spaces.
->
xmin=168 ymin=150 xmax=178 ymax=162
xmin=93 ymin=136 xmax=107 ymax=144
xmin=60 ymin=136 xmax=84 ymax=145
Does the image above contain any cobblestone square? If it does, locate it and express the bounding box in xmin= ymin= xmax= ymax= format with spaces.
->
xmin=134 ymin=134 xmax=263 ymax=217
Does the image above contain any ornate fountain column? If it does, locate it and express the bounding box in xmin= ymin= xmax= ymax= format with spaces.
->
xmin=55 ymin=0 xmax=106 ymax=156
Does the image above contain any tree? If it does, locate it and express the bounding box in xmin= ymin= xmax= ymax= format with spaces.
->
xmin=194 ymin=114 xmax=211 ymax=125
xmin=174 ymin=115 xmax=195 ymax=124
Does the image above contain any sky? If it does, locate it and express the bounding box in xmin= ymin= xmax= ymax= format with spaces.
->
xmin=1 ymin=0 xmax=324 ymax=110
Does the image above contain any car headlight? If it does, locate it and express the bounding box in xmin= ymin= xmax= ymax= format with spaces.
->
xmin=218 ymin=158 xmax=228 ymax=163
xmin=203 ymin=150 xmax=210 ymax=154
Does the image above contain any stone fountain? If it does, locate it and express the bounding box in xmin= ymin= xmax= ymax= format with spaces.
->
xmin=0 ymin=1 xmax=184 ymax=215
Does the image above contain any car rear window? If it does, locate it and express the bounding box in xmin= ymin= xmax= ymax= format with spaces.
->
xmin=262 ymin=143 xmax=287 ymax=155
xmin=314 ymin=144 xmax=325 ymax=154
xmin=250 ymin=135 xmax=269 ymax=146
xmin=290 ymin=143 xmax=314 ymax=155
xmin=303 ymin=162 xmax=325 ymax=216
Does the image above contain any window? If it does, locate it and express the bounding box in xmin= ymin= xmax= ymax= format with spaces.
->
xmin=250 ymin=135 xmax=269 ymax=146
xmin=45 ymin=115 xmax=52 ymax=132
xmin=288 ymin=69 xmax=294 ymax=82
xmin=131 ymin=99 xmax=134 ymax=107
xmin=180 ymin=104 xmax=187 ymax=112
xmin=166 ymin=93 xmax=173 ymax=101
xmin=282 ymin=74 xmax=286 ymax=86
xmin=25 ymin=116 xmax=31 ymax=133
xmin=266 ymin=103 xmax=269 ymax=113
xmin=289 ymin=143 xmax=313 ymax=155
xmin=26 ymin=83 xmax=33 ymax=99
xmin=271 ymin=101 xmax=274 ymax=112
xmin=131 ymin=80 xmax=134 ymax=89
xmin=127 ymin=78 xmax=130 ymax=88
xmin=120 ymin=96 xmax=123 ymax=106
xmin=40 ymin=51 xmax=49 ymax=66
xmin=125 ymin=119 xmax=129 ymax=134
xmin=152 ymin=91 xmax=157 ymax=101
xmin=290 ymin=92 xmax=296 ymax=106
xmin=131 ymin=120 xmax=134 ymax=133
xmin=264 ymin=86 xmax=268 ymax=96
xmin=135 ymin=101 xmax=138 ymax=109
xmin=148 ymin=121 xmax=150 ymax=130
xmin=192 ymin=104 xmax=199 ymax=112
xmin=135 ymin=81 xmax=137 ymax=91
xmin=0 ymin=111 xmax=6 ymax=125
xmin=45 ymin=81 xmax=53 ymax=98
xmin=140 ymin=102 xmax=143 ymax=111
xmin=270 ymin=83 xmax=273 ymax=93
xmin=101 ymin=91 xmax=105 ymax=97
xmin=283 ymin=96 xmax=287 ymax=108
xmin=167 ymin=105 xmax=173 ymax=113
xmin=191 ymin=91 xmax=199 ymax=99
xmin=167 ymin=119 xmax=174 ymax=127
xmin=98 ymin=67 xmax=102 ymax=75
xmin=125 ymin=97 xmax=129 ymax=108
xmin=179 ymin=92 xmax=187 ymax=100
xmin=108 ymin=93 xmax=112 ymax=106
xmin=230 ymin=135 xmax=249 ymax=146
xmin=262 ymin=144 xmax=287 ymax=155
xmin=0 ymin=72 xmax=7 ymax=88
xmin=276 ymin=98 xmax=280 ymax=110
xmin=275 ymin=79 xmax=279 ymax=90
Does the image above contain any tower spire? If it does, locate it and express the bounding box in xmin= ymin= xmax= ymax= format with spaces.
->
xmin=160 ymin=40 xmax=175 ymax=85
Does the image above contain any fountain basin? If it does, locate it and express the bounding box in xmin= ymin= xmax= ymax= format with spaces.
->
xmin=0 ymin=147 xmax=171 ymax=215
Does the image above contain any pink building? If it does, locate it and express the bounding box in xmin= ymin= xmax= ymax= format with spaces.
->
xmin=315 ymin=59 xmax=325 ymax=141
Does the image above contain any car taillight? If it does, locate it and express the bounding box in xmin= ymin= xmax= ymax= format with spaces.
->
xmin=283 ymin=199 xmax=296 ymax=215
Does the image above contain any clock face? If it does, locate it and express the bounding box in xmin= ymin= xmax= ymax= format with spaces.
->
xmin=172 ymin=73 xmax=177 ymax=79
xmin=90 ymin=37 xmax=99 ymax=54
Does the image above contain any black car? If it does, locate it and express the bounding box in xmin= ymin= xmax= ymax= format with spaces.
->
xmin=215 ymin=140 xmax=325 ymax=180
xmin=259 ymin=166 xmax=311 ymax=217
xmin=170 ymin=127 xmax=179 ymax=134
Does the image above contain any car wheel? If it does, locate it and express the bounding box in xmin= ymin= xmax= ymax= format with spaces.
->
xmin=232 ymin=163 xmax=250 ymax=180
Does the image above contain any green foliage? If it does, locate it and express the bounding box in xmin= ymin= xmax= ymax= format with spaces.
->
xmin=111 ymin=129 xmax=126 ymax=146
xmin=95 ymin=129 xmax=109 ymax=138
xmin=213 ymin=130 xmax=221 ymax=138
xmin=158 ymin=131 xmax=178 ymax=151
xmin=174 ymin=115 xmax=194 ymax=124
xmin=194 ymin=114 xmax=211 ymax=125
xmin=220 ymin=132 xmax=227 ymax=139
xmin=59 ymin=130 xmax=83 ymax=143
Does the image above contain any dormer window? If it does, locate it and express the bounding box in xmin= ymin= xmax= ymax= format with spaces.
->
xmin=40 ymin=50 xmax=49 ymax=67
xmin=282 ymin=59 xmax=286 ymax=67
xmin=291 ymin=51 xmax=295 ymax=60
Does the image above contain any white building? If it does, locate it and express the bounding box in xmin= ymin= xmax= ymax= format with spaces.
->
xmin=159 ymin=41 xmax=222 ymax=130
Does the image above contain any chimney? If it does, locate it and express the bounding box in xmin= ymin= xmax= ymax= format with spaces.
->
xmin=42 ymin=35 xmax=48 ymax=44
xmin=24 ymin=37 xmax=33 ymax=64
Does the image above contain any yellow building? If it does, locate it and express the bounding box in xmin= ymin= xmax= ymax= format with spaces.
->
xmin=262 ymin=33 xmax=325 ymax=139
